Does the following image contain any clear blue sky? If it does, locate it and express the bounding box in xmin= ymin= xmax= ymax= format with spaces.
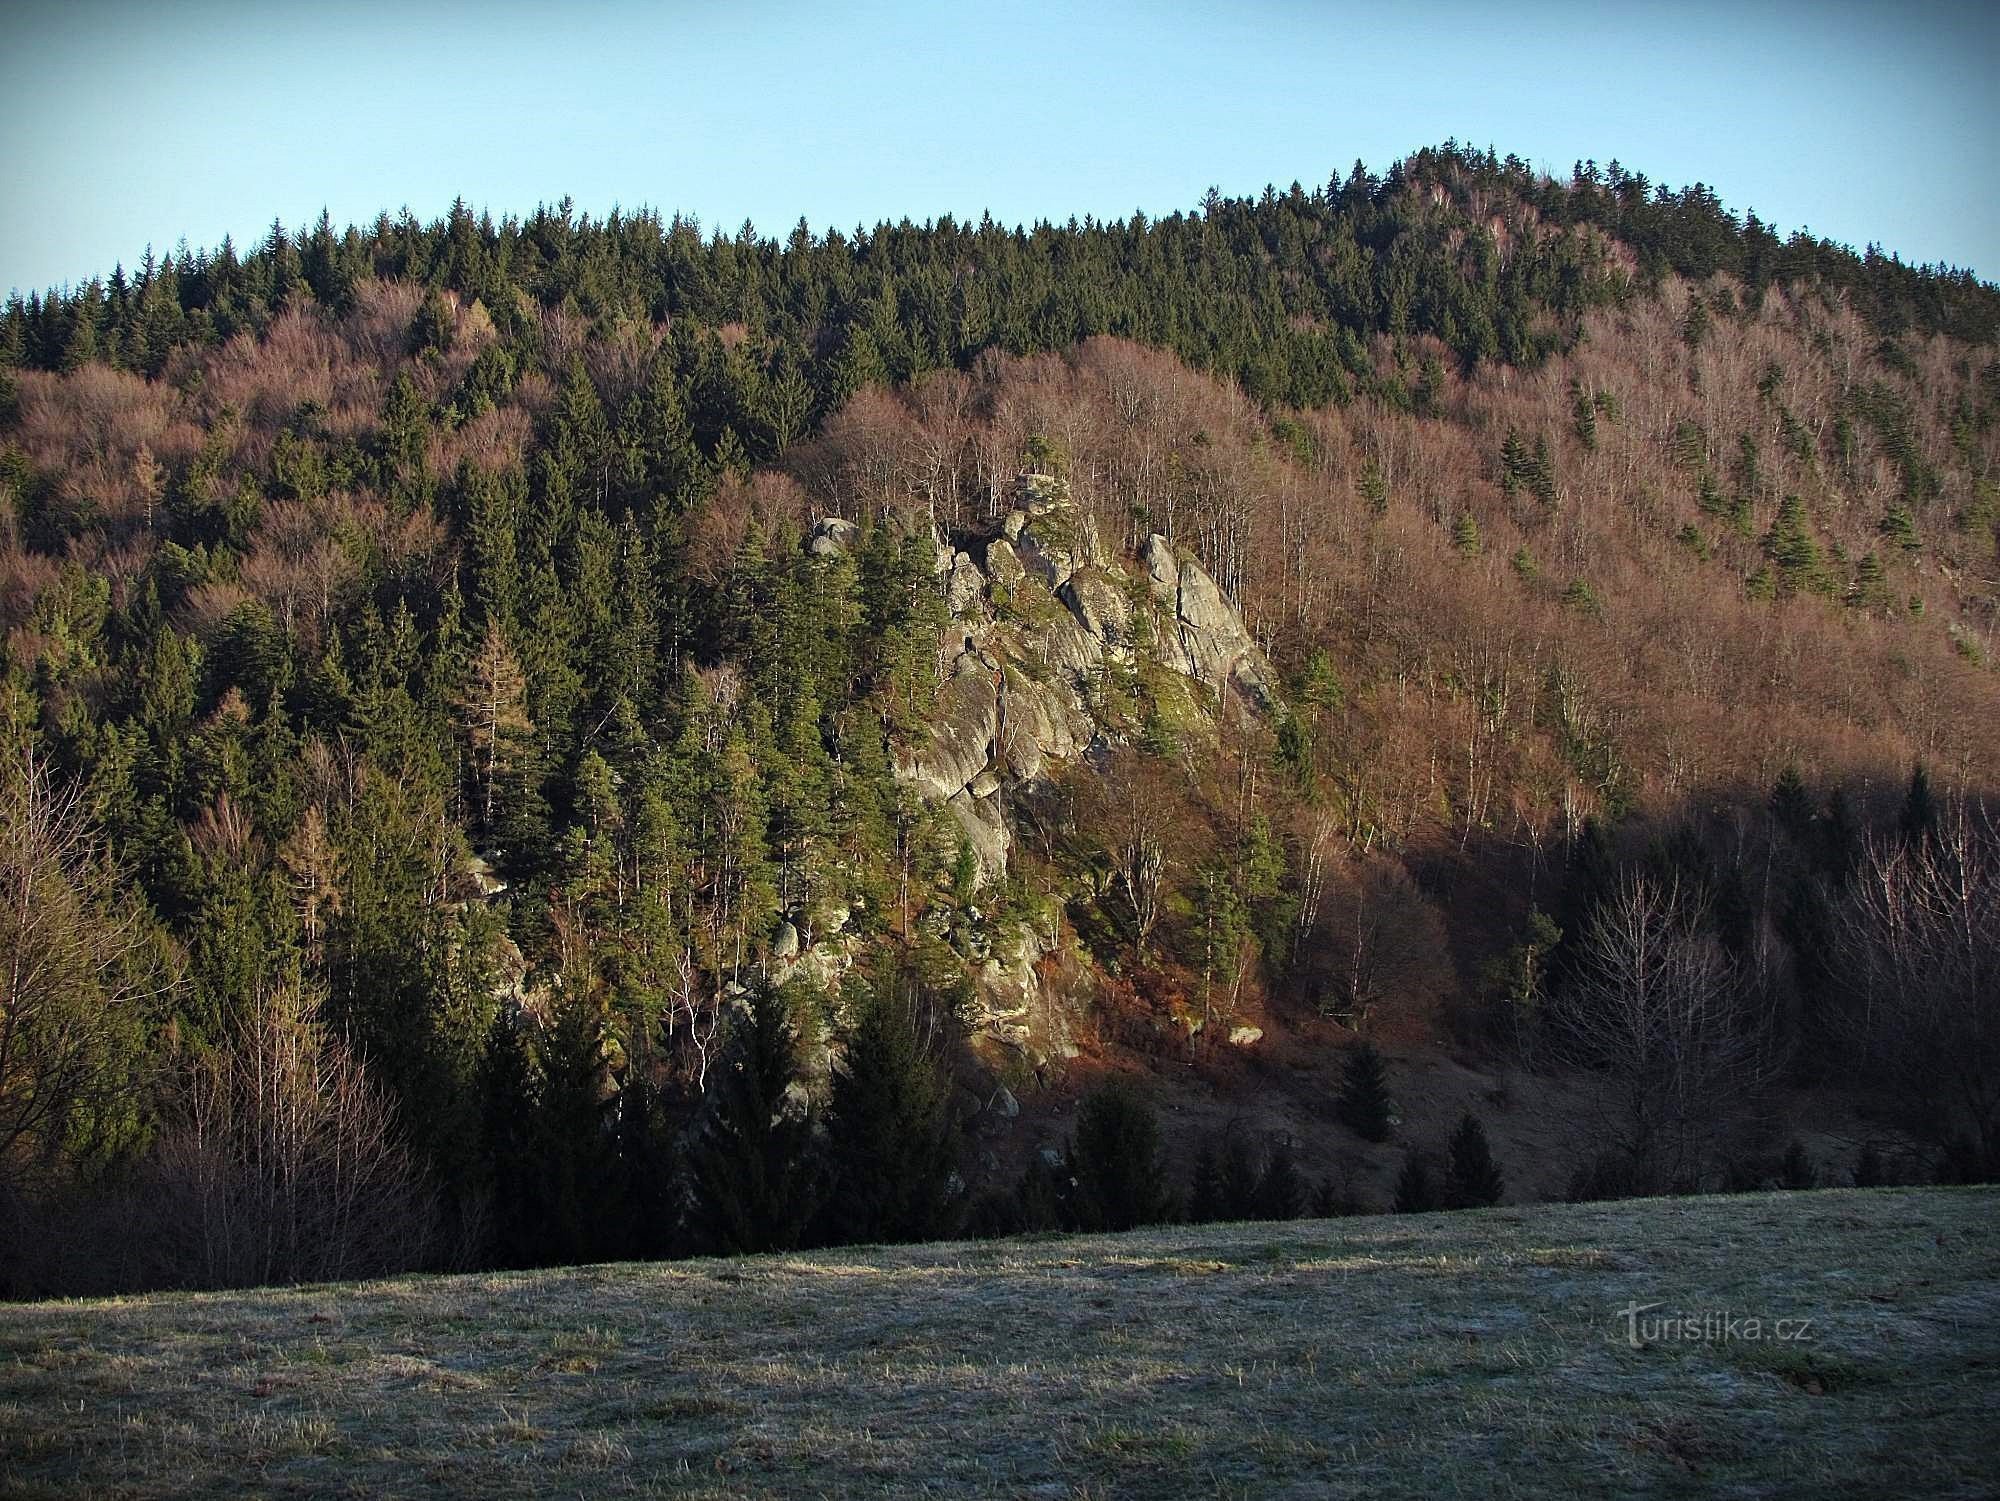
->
xmin=4 ymin=0 xmax=1996 ymax=297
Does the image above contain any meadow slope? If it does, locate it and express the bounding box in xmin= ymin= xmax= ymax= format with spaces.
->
xmin=3 ymin=1187 xmax=1996 ymax=1499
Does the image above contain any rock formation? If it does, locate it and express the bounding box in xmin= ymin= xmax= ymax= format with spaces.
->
xmin=787 ymin=473 xmax=1281 ymax=1063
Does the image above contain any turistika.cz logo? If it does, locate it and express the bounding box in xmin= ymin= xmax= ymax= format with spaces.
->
xmin=1616 ymin=1301 xmax=1816 ymax=1349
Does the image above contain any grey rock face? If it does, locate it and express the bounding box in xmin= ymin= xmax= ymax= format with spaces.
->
xmin=947 ymin=552 xmax=986 ymax=615
xmin=1058 ymin=568 xmax=1133 ymax=661
xmin=947 ymin=787 xmax=1011 ymax=887
xmin=984 ymin=537 xmax=1027 ymax=589
xmin=1139 ymin=532 xmax=1277 ymax=707
xmin=895 ymin=665 xmax=999 ymax=802
xmin=771 ymin=920 xmax=800 ymax=962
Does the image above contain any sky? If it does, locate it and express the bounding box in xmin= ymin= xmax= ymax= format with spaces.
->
xmin=3 ymin=0 xmax=1996 ymax=297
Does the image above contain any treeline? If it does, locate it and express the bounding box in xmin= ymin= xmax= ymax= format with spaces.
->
xmin=7 ymin=142 xmax=1995 ymax=428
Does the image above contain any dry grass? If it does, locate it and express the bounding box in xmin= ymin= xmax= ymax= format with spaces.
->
xmin=2 ymin=1188 xmax=1995 ymax=1499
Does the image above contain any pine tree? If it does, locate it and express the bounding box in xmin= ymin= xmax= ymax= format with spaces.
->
xmin=1252 ymin=1137 xmax=1306 ymax=1220
xmin=1070 ymin=1081 xmax=1170 ymax=1232
xmin=818 ymin=974 xmax=959 ymax=1247
xmin=1443 ymin=1112 xmax=1505 ymax=1208
xmin=1451 ymin=510 xmax=1482 ymax=556
xmin=1769 ymin=764 xmax=1814 ymax=844
xmin=1393 ymin=1152 xmax=1440 ymax=1212
xmin=685 ymin=987 xmax=818 ymax=1254
xmin=478 ymin=1013 xmax=540 ymax=1267
xmin=1187 ymin=1138 xmax=1226 ymax=1223
xmin=1336 ymin=1042 xmax=1393 ymax=1142
xmin=1899 ymin=762 xmax=1938 ymax=850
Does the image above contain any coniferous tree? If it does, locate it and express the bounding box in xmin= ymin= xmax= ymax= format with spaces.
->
xmin=478 ymin=1013 xmax=540 ymax=1267
xmin=685 ymin=986 xmax=818 ymax=1254
xmin=1451 ymin=510 xmax=1482 ymax=556
xmin=1252 ymin=1136 xmax=1306 ymax=1220
xmin=1899 ymin=763 xmax=1938 ymax=850
xmin=531 ymin=997 xmax=616 ymax=1265
xmin=1770 ymin=764 xmax=1814 ymax=845
xmin=611 ymin=1070 xmax=679 ymax=1259
xmin=1220 ymin=1131 xmax=1262 ymax=1220
xmin=1069 ymin=1081 xmax=1170 ymax=1232
xmin=1443 ymin=1112 xmax=1505 ymax=1208
xmin=1336 ymin=1042 xmax=1393 ymax=1142
xmin=818 ymin=974 xmax=960 ymax=1247
xmin=1187 ymin=1138 xmax=1226 ymax=1223
xmin=1393 ymin=1152 xmax=1441 ymax=1213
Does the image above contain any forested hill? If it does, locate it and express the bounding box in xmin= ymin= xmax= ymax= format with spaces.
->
xmin=2 ymin=145 xmax=1997 ymax=1297
xmin=8 ymin=142 xmax=1998 ymax=413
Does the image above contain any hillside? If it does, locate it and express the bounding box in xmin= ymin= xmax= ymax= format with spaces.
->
xmin=3 ymin=1187 xmax=1996 ymax=1498
xmin=2 ymin=146 xmax=1998 ymax=1294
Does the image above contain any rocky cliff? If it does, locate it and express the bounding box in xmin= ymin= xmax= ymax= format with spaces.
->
xmin=798 ymin=474 xmax=1280 ymax=1066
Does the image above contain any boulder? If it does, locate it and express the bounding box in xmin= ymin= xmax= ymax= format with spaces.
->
xmin=984 ymin=537 xmax=1027 ymax=589
xmin=771 ymin=920 xmax=800 ymax=962
xmin=947 ymin=552 xmax=986 ymax=615
xmin=807 ymin=516 xmax=861 ymax=558
xmin=1227 ymin=1025 xmax=1264 ymax=1047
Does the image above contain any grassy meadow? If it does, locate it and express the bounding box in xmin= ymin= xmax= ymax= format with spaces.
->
xmin=2 ymin=1187 xmax=1996 ymax=1499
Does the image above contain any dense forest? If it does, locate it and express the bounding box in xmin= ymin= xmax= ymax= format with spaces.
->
xmin=3 ymin=143 xmax=1997 ymax=1295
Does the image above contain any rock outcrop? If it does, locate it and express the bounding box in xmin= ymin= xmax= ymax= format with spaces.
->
xmin=1140 ymin=533 xmax=1276 ymax=706
xmin=877 ymin=474 xmax=1278 ymax=892
xmin=804 ymin=473 xmax=1278 ymax=1060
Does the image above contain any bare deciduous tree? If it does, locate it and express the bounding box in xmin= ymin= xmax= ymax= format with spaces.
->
xmin=1829 ymin=801 xmax=2000 ymax=1175
xmin=150 ymin=977 xmax=442 ymax=1289
xmin=1546 ymin=873 xmax=1777 ymax=1191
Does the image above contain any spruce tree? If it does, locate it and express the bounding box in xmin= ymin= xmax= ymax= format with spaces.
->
xmin=531 ymin=997 xmax=616 ymax=1266
xmin=1393 ymin=1152 xmax=1441 ymax=1213
xmin=1451 ymin=510 xmax=1482 ymax=556
xmin=1443 ymin=1112 xmax=1505 ymax=1208
xmin=1899 ymin=763 xmax=1938 ymax=850
xmin=1187 ymin=1138 xmax=1226 ymax=1224
xmin=1252 ymin=1137 xmax=1306 ymax=1220
xmin=1220 ymin=1131 xmax=1262 ymax=1220
xmin=1769 ymin=764 xmax=1814 ymax=844
xmin=612 ymin=1071 xmax=679 ymax=1260
xmin=1070 ymin=1081 xmax=1170 ymax=1232
xmin=1336 ymin=1042 xmax=1393 ymax=1142
xmin=478 ymin=1013 xmax=540 ymax=1267
xmin=686 ymin=986 xmax=818 ymax=1254
xmin=818 ymin=975 xmax=960 ymax=1247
